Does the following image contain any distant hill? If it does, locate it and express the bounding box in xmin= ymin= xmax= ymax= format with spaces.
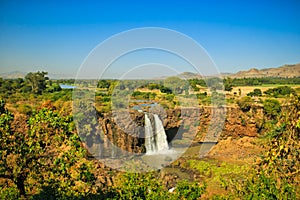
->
xmin=177 ymin=72 xmax=203 ymax=79
xmin=1 ymin=63 xmax=300 ymax=79
xmin=229 ymin=63 xmax=300 ymax=78
xmin=0 ymin=71 xmax=26 ymax=79
xmin=0 ymin=71 xmax=74 ymax=79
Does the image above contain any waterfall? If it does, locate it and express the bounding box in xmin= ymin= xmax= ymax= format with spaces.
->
xmin=153 ymin=114 xmax=169 ymax=151
xmin=145 ymin=113 xmax=156 ymax=154
xmin=145 ymin=113 xmax=169 ymax=154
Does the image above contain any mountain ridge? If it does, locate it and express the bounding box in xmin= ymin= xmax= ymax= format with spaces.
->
xmin=1 ymin=63 xmax=300 ymax=79
xmin=229 ymin=63 xmax=300 ymax=78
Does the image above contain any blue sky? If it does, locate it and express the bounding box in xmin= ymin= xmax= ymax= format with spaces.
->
xmin=0 ymin=0 xmax=299 ymax=78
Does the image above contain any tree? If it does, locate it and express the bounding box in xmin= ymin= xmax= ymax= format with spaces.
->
xmin=164 ymin=76 xmax=188 ymax=95
xmin=247 ymin=88 xmax=262 ymax=97
xmin=97 ymin=79 xmax=111 ymax=89
xmin=0 ymin=100 xmax=96 ymax=198
xmin=233 ymin=96 xmax=299 ymax=199
xmin=264 ymin=86 xmax=296 ymax=98
xmin=111 ymin=172 xmax=207 ymax=199
xmin=263 ymin=99 xmax=281 ymax=119
xmin=189 ymin=78 xmax=206 ymax=91
xmin=25 ymin=71 xmax=49 ymax=94
xmin=206 ymin=77 xmax=223 ymax=91
xmin=224 ymin=77 xmax=233 ymax=93
xmin=237 ymin=96 xmax=254 ymax=112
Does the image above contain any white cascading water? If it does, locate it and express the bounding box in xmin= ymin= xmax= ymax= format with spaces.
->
xmin=145 ymin=113 xmax=169 ymax=154
xmin=153 ymin=114 xmax=169 ymax=151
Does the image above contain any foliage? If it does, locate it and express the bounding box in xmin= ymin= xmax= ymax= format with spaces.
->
xmin=231 ymin=77 xmax=300 ymax=86
xmin=188 ymin=78 xmax=206 ymax=91
xmin=234 ymin=170 xmax=297 ymax=199
xmin=229 ymin=96 xmax=300 ymax=199
xmin=173 ymin=179 xmax=207 ymax=200
xmin=131 ymin=91 xmax=156 ymax=100
xmin=112 ymin=173 xmax=168 ymax=199
xmin=16 ymin=104 xmax=32 ymax=115
xmin=264 ymin=86 xmax=296 ymax=97
xmin=97 ymin=79 xmax=112 ymax=89
xmin=224 ymin=77 xmax=233 ymax=92
xmin=188 ymin=160 xmax=248 ymax=188
xmin=45 ymin=82 xmax=62 ymax=93
xmin=0 ymin=100 xmax=97 ymax=198
xmin=160 ymin=86 xmax=173 ymax=94
xmin=237 ymin=96 xmax=254 ymax=112
xmin=25 ymin=71 xmax=49 ymax=94
xmin=147 ymin=83 xmax=161 ymax=90
xmin=263 ymin=98 xmax=281 ymax=119
xmin=111 ymin=172 xmax=206 ymax=200
xmin=0 ymin=186 xmax=20 ymax=200
xmin=206 ymin=77 xmax=223 ymax=91
xmin=164 ymin=76 xmax=189 ymax=95
xmin=247 ymin=88 xmax=262 ymax=97
xmin=260 ymin=96 xmax=299 ymax=184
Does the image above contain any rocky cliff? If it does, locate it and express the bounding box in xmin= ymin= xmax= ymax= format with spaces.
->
xmin=98 ymin=106 xmax=263 ymax=155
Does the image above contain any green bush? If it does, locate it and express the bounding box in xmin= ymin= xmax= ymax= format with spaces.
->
xmin=264 ymin=86 xmax=295 ymax=97
xmin=247 ymin=88 xmax=262 ymax=97
xmin=174 ymin=180 xmax=207 ymax=199
xmin=18 ymin=104 xmax=32 ymax=115
xmin=237 ymin=96 xmax=254 ymax=112
xmin=233 ymin=172 xmax=296 ymax=199
xmin=165 ymin=94 xmax=175 ymax=102
xmin=227 ymin=96 xmax=300 ymax=199
xmin=263 ymin=99 xmax=281 ymax=119
xmin=0 ymin=186 xmax=20 ymax=200
xmin=113 ymin=173 xmax=169 ymax=200
xmin=111 ymin=173 xmax=206 ymax=200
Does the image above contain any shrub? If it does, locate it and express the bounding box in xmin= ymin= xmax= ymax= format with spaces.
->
xmin=264 ymin=86 xmax=295 ymax=97
xmin=237 ymin=96 xmax=253 ymax=112
xmin=18 ymin=104 xmax=32 ymax=115
xmin=263 ymin=99 xmax=281 ymax=119
xmin=228 ymin=96 xmax=300 ymax=199
xmin=174 ymin=180 xmax=207 ymax=199
xmin=160 ymin=86 xmax=172 ymax=94
xmin=0 ymin=186 xmax=20 ymax=200
xmin=247 ymin=88 xmax=262 ymax=97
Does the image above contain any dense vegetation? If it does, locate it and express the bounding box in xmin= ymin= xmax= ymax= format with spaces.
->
xmin=231 ymin=77 xmax=300 ymax=86
xmin=0 ymin=71 xmax=299 ymax=199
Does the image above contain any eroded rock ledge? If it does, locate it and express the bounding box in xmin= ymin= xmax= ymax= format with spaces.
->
xmin=98 ymin=106 xmax=263 ymax=153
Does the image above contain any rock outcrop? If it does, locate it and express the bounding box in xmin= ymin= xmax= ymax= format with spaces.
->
xmin=98 ymin=106 xmax=263 ymax=154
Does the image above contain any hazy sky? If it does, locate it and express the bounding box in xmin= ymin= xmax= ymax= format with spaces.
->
xmin=0 ymin=0 xmax=299 ymax=78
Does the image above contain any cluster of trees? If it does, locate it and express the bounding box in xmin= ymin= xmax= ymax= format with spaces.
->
xmin=231 ymin=77 xmax=300 ymax=86
xmin=103 ymin=173 xmax=207 ymax=200
xmin=0 ymin=71 xmax=62 ymax=97
xmin=2 ymin=94 xmax=299 ymax=199
xmin=246 ymin=86 xmax=296 ymax=98
xmin=264 ymin=86 xmax=296 ymax=97
xmin=247 ymin=88 xmax=262 ymax=97
xmin=0 ymin=99 xmax=98 ymax=199
xmin=237 ymin=95 xmax=281 ymax=118
xmin=0 ymin=96 xmax=209 ymax=199
xmin=131 ymin=91 xmax=157 ymax=99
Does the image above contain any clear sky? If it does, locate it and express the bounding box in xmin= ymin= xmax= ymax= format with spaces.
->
xmin=0 ymin=0 xmax=299 ymax=78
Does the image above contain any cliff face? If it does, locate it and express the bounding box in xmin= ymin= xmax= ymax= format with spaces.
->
xmin=98 ymin=106 xmax=263 ymax=154
xmin=100 ymin=111 xmax=145 ymax=154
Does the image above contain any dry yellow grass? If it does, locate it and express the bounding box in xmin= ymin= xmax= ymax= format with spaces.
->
xmin=231 ymin=85 xmax=300 ymax=97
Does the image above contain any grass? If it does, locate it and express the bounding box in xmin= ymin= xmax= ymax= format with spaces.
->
xmin=186 ymin=159 xmax=250 ymax=197
xmin=231 ymin=84 xmax=300 ymax=97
